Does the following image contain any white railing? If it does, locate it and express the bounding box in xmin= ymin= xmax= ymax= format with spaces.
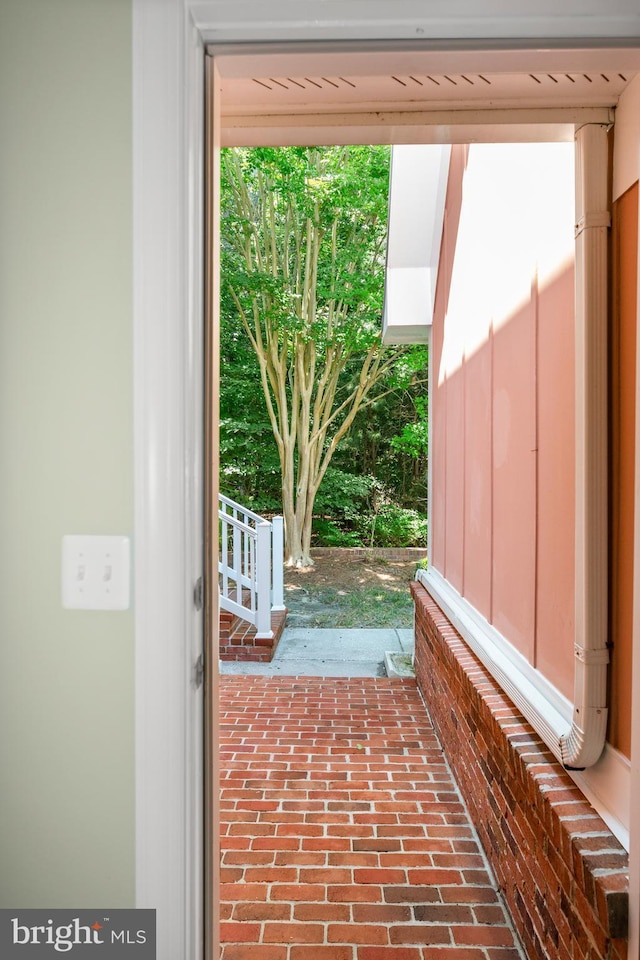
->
xmin=218 ymin=494 xmax=285 ymax=639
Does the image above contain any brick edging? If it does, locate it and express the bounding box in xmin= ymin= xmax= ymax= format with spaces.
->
xmin=410 ymin=580 xmax=629 ymax=960
xmin=310 ymin=547 xmax=427 ymax=561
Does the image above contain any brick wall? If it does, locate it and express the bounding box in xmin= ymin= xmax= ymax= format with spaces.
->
xmin=310 ymin=547 xmax=427 ymax=561
xmin=411 ymin=580 xmax=629 ymax=960
xmin=219 ymin=607 xmax=288 ymax=662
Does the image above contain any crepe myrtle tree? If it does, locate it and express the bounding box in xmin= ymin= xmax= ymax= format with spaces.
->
xmin=220 ymin=144 xmax=415 ymax=566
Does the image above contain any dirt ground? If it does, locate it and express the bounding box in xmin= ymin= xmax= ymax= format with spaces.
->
xmin=283 ymin=555 xmax=420 ymax=628
xmin=284 ymin=555 xmax=418 ymax=592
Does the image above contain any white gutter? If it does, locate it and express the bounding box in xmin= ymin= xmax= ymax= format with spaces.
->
xmin=561 ymin=122 xmax=611 ymax=769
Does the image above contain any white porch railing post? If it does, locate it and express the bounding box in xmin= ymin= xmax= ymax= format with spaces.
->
xmin=255 ymin=520 xmax=273 ymax=638
xmin=218 ymin=496 xmax=286 ymax=637
xmin=233 ymin=519 xmax=242 ymax=606
xmin=271 ymin=516 xmax=285 ymax=610
xmin=220 ymin=511 xmax=229 ymax=598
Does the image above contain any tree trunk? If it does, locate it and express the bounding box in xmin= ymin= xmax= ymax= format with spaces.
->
xmin=282 ymin=439 xmax=317 ymax=567
xmin=282 ymin=500 xmax=313 ymax=566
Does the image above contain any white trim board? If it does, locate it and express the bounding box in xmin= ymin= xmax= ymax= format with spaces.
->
xmin=417 ymin=567 xmax=630 ymax=847
xmin=191 ymin=0 xmax=640 ymax=41
xmin=133 ymin=2 xmax=204 ymax=958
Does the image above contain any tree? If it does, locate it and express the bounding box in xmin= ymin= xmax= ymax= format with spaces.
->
xmin=220 ymin=145 xmax=412 ymax=566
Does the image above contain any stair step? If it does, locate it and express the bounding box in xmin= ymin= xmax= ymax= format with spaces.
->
xmin=219 ymin=607 xmax=288 ymax=663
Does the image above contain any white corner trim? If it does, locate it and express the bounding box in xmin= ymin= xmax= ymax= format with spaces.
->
xmin=417 ymin=567 xmax=630 ymax=847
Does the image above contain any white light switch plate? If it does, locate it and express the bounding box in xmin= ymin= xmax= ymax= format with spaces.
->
xmin=62 ymin=535 xmax=131 ymax=610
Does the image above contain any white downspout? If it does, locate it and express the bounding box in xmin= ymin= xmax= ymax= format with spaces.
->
xmin=560 ymin=122 xmax=611 ymax=769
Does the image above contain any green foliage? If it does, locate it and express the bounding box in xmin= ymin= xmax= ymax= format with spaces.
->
xmin=311 ymin=518 xmax=363 ymax=548
xmin=219 ymin=416 xmax=282 ymax=512
xmin=219 ymin=329 xmax=282 ymax=509
xmin=360 ymin=504 xmax=428 ymax=548
xmin=221 ymin=145 xmax=391 ymax=352
xmin=308 ymin=468 xmax=427 ymax=549
xmin=313 ymin=469 xmax=375 ymax=522
xmin=219 ymin=144 xmax=430 ymax=555
xmin=332 ymin=368 xmax=429 ymax=516
xmin=390 ymin=396 xmax=429 ymax=459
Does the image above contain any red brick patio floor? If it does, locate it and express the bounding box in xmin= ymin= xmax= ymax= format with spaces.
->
xmin=219 ymin=675 xmax=525 ymax=960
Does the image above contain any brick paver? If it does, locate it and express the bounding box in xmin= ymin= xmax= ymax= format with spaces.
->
xmin=219 ymin=676 xmax=524 ymax=960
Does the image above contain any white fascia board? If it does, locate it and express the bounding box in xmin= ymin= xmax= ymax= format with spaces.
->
xmin=383 ymin=144 xmax=450 ymax=345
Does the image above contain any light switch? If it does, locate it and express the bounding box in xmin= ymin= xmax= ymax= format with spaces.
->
xmin=62 ymin=535 xmax=131 ymax=610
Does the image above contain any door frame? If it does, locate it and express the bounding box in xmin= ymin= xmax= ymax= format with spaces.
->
xmin=132 ymin=3 xmax=640 ymax=958
xmin=133 ymin=4 xmax=206 ymax=958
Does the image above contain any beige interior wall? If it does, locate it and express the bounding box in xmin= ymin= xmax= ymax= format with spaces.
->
xmin=0 ymin=0 xmax=135 ymax=905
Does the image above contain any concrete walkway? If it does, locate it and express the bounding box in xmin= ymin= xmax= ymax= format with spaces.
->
xmin=220 ymin=627 xmax=415 ymax=677
xmin=219 ymin=675 xmax=525 ymax=960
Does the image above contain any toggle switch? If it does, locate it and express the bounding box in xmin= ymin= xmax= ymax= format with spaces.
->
xmin=62 ymin=536 xmax=131 ymax=610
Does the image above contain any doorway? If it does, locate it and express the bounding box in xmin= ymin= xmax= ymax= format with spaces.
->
xmin=132 ymin=15 xmax=640 ymax=957
xmin=203 ymin=42 xmax=640 ymax=960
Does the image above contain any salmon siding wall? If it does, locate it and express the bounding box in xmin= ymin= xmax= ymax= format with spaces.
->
xmin=430 ymin=142 xmax=576 ymax=699
xmin=609 ymin=182 xmax=638 ymax=757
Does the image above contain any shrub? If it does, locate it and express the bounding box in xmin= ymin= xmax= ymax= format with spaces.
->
xmin=312 ymin=517 xmax=363 ymax=548
xmin=359 ymin=504 xmax=428 ymax=548
xmin=313 ymin=469 xmax=376 ymax=521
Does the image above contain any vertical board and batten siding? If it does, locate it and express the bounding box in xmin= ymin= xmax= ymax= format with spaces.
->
xmin=609 ymin=181 xmax=638 ymax=758
xmin=430 ymin=141 xmax=576 ymax=700
xmin=607 ymin=74 xmax=640 ymax=760
xmin=462 ymin=335 xmax=493 ymax=615
xmin=431 ymin=144 xmax=466 ymax=580
xmin=491 ymin=294 xmax=537 ymax=663
xmin=535 ymin=265 xmax=576 ymax=687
